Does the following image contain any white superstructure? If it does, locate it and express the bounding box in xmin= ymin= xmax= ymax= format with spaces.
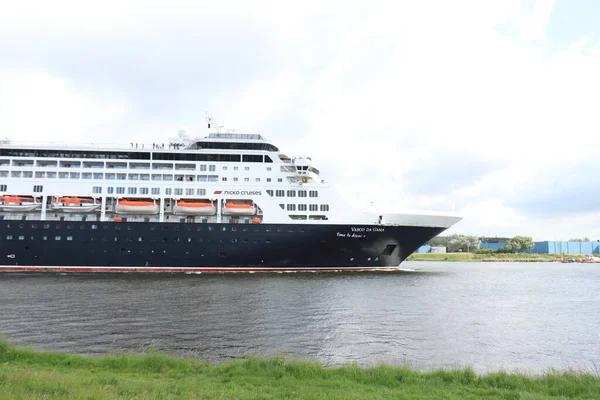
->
xmin=0 ymin=132 xmax=460 ymax=229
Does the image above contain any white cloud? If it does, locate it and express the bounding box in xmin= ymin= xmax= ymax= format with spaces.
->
xmin=1 ymin=0 xmax=599 ymax=240
xmin=0 ymin=69 xmax=128 ymax=143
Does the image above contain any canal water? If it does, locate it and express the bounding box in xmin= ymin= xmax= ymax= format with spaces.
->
xmin=1 ymin=262 xmax=599 ymax=373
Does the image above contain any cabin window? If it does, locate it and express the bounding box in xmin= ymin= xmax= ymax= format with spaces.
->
xmin=152 ymin=188 xmax=160 ymax=195
xmin=116 ymin=187 xmax=125 ymax=194
xmin=309 ymin=204 xmax=318 ymax=211
xmin=222 ymin=177 xmax=227 ymax=181
xmin=277 ymin=178 xmax=283 ymax=182
xmin=140 ymin=188 xmax=149 ymax=195
xmin=92 ymin=186 xmax=102 ymax=194
xmin=298 ymin=204 xmax=307 ymax=211
xmin=266 ymin=178 xmax=271 ymax=182
xmin=234 ymin=166 xmax=238 ymax=171
xmin=286 ymin=204 xmax=296 ymax=211
xmin=320 ymin=205 xmax=329 ymax=211
xmin=309 ymin=190 xmax=318 ymax=197
xmin=165 ymin=188 xmax=172 ymax=195
xmin=267 ymin=167 xmax=272 ymax=171
xmin=33 ymin=185 xmax=43 ymax=192
xmin=0 ymin=185 xmax=7 ymax=191
xmin=244 ymin=178 xmax=249 ymax=182
xmin=233 ymin=177 xmax=238 ymax=182
xmin=66 ymin=236 xmax=73 ymax=241
xmin=174 ymin=188 xmax=183 ymax=195
xmin=255 ymin=178 xmax=260 ymax=182
xmin=197 ymin=188 xmax=206 ymax=196
xmin=209 ymin=165 xmax=216 ymax=172
xmin=298 ymin=190 xmax=307 ymax=197
xmin=107 ymin=187 xmax=114 ymax=194
xmin=275 ymin=190 xmax=284 ymax=197
xmin=287 ymin=190 xmax=296 ymax=197
xmin=128 ymin=187 xmax=137 ymax=195
xmin=55 ymin=236 xmax=61 ymax=241
xmin=200 ymin=165 xmax=207 ymax=171
xmin=242 ymin=155 xmax=263 ymax=163
xmin=223 ymin=166 xmax=227 ymax=170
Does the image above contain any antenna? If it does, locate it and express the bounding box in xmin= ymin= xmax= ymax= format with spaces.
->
xmin=205 ymin=112 xmax=222 ymax=133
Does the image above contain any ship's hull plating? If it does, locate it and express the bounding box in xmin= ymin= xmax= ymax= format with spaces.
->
xmin=0 ymin=221 xmax=444 ymax=273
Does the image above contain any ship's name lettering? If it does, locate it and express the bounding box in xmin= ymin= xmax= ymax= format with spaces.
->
xmin=351 ymin=227 xmax=385 ymax=232
xmin=223 ymin=190 xmax=262 ymax=196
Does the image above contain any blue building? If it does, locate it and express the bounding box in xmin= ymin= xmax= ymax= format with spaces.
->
xmin=481 ymin=237 xmax=600 ymax=254
xmin=529 ymin=241 xmax=600 ymax=254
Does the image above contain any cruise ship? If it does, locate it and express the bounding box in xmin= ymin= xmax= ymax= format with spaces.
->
xmin=0 ymin=125 xmax=461 ymax=272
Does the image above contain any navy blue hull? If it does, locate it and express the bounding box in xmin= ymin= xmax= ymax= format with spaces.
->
xmin=0 ymin=221 xmax=444 ymax=272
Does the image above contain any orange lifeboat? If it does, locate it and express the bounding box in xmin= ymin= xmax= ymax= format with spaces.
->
xmin=222 ymin=202 xmax=256 ymax=216
xmin=115 ymin=199 xmax=159 ymax=215
xmin=173 ymin=200 xmax=216 ymax=216
xmin=0 ymin=196 xmax=42 ymax=212
xmin=52 ymin=197 xmax=100 ymax=213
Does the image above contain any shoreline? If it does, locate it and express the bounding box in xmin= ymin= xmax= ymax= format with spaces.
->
xmin=1 ymin=339 xmax=598 ymax=399
xmin=406 ymin=253 xmax=592 ymax=262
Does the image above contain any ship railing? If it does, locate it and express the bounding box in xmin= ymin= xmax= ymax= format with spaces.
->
xmin=0 ymin=140 xmax=158 ymax=150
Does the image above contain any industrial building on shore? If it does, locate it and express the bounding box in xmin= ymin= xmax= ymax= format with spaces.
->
xmin=480 ymin=237 xmax=600 ymax=254
xmin=417 ymin=237 xmax=600 ymax=254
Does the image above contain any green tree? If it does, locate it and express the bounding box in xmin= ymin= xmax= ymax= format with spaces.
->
xmin=505 ymin=236 xmax=534 ymax=253
xmin=428 ymin=234 xmax=480 ymax=252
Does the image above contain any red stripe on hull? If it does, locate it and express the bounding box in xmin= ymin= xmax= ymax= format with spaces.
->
xmin=0 ymin=266 xmax=401 ymax=273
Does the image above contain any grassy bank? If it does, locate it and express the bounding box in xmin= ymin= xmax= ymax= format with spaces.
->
xmin=1 ymin=340 xmax=599 ymax=399
xmin=407 ymin=253 xmax=578 ymax=262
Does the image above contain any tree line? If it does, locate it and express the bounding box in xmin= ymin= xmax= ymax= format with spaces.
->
xmin=426 ymin=234 xmax=535 ymax=253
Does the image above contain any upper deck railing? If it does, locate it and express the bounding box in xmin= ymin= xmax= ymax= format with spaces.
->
xmin=207 ymin=133 xmax=265 ymax=140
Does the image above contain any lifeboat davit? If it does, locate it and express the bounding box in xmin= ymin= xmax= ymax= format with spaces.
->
xmin=222 ymin=202 xmax=256 ymax=216
xmin=0 ymin=196 xmax=42 ymax=212
xmin=173 ymin=200 xmax=216 ymax=216
xmin=115 ymin=200 xmax=159 ymax=215
xmin=52 ymin=197 xmax=101 ymax=213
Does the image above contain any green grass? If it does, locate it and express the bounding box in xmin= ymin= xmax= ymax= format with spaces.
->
xmin=1 ymin=339 xmax=599 ymax=399
xmin=407 ymin=253 xmax=584 ymax=262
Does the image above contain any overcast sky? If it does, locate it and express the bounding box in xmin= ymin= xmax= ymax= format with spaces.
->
xmin=1 ymin=0 xmax=599 ymax=240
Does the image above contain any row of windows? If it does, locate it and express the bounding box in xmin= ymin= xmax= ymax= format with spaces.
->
xmin=2 ymin=181 xmax=298 ymax=196
xmin=267 ymin=190 xmax=318 ymax=198
xmin=3 ymin=172 xmax=284 ymax=183
xmin=1 ymin=222 xmax=304 ymax=232
xmin=100 ymin=187 xmax=208 ymax=196
xmin=222 ymin=177 xmax=276 ymax=183
xmin=0 ymin=149 xmax=275 ymax=163
xmin=1 ymin=224 xmax=307 ymax=234
xmin=0 ymin=224 xmax=305 ymax=236
xmin=1 ymin=162 xmax=274 ymax=172
xmin=3 ymin=235 xmax=276 ymax=244
xmin=189 ymin=141 xmax=279 ymax=152
xmin=279 ymin=204 xmax=329 ymax=212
